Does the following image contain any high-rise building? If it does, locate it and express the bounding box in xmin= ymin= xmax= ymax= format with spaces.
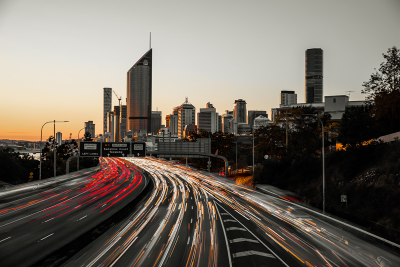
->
xmin=169 ymin=115 xmax=178 ymax=135
xmin=305 ymin=48 xmax=323 ymax=103
xmin=165 ymin=115 xmax=171 ymax=129
xmin=247 ymin=110 xmax=267 ymax=128
xmin=56 ymin=132 xmax=62 ymax=146
xmin=197 ymin=102 xmax=218 ymax=133
xmin=127 ymin=49 xmax=152 ymax=135
xmin=178 ymin=98 xmax=196 ymax=138
xmin=120 ymin=105 xmax=127 ymax=140
xmin=103 ymin=88 xmax=112 ymax=136
xmin=84 ymin=121 xmax=95 ymax=139
xmin=233 ymin=99 xmax=247 ymax=123
xmin=217 ymin=115 xmax=222 ymax=132
xmin=222 ymin=110 xmax=233 ymax=133
xmin=107 ymin=111 xmax=114 ymax=142
xmin=114 ymin=106 xmax=120 ymax=142
xmin=151 ymin=111 xmax=162 ymax=134
xmin=280 ymin=91 xmax=297 ymax=106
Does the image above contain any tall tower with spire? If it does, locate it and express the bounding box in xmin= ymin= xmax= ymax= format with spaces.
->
xmin=127 ymin=49 xmax=152 ymax=134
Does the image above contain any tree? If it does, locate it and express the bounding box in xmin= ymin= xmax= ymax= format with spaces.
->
xmin=84 ymin=132 xmax=93 ymax=141
xmin=337 ymin=106 xmax=377 ymax=147
xmin=362 ymin=46 xmax=400 ymax=135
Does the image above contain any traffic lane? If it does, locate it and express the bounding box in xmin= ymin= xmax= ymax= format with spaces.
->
xmin=238 ymin=189 xmax=400 ymax=266
xmin=0 ymin=157 xmax=133 ymax=226
xmin=0 ymin=159 xmax=145 ymax=266
xmin=62 ymin=167 xmax=169 ymax=266
xmin=111 ymin=173 xmax=185 ymax=267
xmin=0 ymin=177 xmax=145 ymax=266
xmin=0 ymin=167 xmax=100 ymax=202
xmin=225 ymin=187 xmax=399 ymax=266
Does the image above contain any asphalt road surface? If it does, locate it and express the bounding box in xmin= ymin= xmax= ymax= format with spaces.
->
xmin=1 ymin=157 xmax=399 ymax=267
xmin=0 ymin=158 xmax=146 ymax=266
xmin=64 ymin=158 xmax=400 ymax=267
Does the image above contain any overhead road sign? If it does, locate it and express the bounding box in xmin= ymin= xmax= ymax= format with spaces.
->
xmin=128 ymin=142 xmax=146 ymax=157
xmin=80 ymin=142 xmax=101 ymax=157
xmin=102 ymin=142 xmax=130 ymax=157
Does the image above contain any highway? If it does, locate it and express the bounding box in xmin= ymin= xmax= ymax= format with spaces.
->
xmin=63 ymin=158 xmax=400 ymax=267
xmin=1 ymin=157 xmax=399 ymax=266
xmin=0 ymin=158 xmax=147 ymax=266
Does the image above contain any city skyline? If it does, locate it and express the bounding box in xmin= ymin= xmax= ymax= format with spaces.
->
xmin=1 ymin=0 xmax=400 ymax=141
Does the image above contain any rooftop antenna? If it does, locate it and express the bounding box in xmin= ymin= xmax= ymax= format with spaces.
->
xmin=150 ymin=32 xmax=151 ymax=49
xmin=345 ymin=91 xmax=354 ymax=98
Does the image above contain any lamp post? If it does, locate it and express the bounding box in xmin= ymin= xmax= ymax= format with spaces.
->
xmin=285 ymin=113 xmax=292 ymax=151
xmin=252 ymin=129 xmax=255 ymax=178
xmin=303 ymin=114 xmax=325 ymax=214
xmin=77 ymin=127 xmax=85 ymax=171
xmin=39 ymin=120 xmax=68 ymax=180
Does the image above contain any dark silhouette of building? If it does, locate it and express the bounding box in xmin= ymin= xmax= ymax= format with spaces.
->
xmin=234 ymin=99 xmax=247 ymax=123
xmin=114 ymin=106 xmax=120 ymax=142
xmin=127 ymin=49 xmax=152 ymax=134
xmin=305 ymin=48 xmax=323 ymax=103
xmin=151 ymin=111 xmax=162 ymax=134
xmin=247 ymin=110 xmax=267 ymax=128
xmin=120 ymin=105 xmax=127 ymax=140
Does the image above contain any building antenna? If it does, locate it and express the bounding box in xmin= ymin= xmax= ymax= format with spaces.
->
xmin=345 ymin=91 xmax=354 ymax=98
xmin=150 ymin=32 xmax=151 ymax=49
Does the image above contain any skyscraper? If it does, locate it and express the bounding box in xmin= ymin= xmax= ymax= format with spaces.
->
xmin=120 ymin=105 xmax=127 ymax=140
xmin=107 ymin=111 xmax=114 ymax=142
xmin=84 ymin=121 xmax=95 ymax=138
xmin=305 ymin=48 xmax=323 ymax=103
xmin=127 ymin=49 xmax=152 ymax=135
xmin=280 ymin=91 xmax=297 ymax=106
xmin=233 ymin=99 xmax=247 ymax=123
xmin=114 ymin=106 xmax=120 ymax=142
xmin=178 ymin=98 xmax=195 ymax=139
xmin=222 ymin=110 xmax=233 ymax=133
xmin=151 ymin=111 xmax=162 ymax=134
xmin=103 ymin=88 xmax=112 ymax=136
xmin=197 ymin=102 xmax=218 ymax=133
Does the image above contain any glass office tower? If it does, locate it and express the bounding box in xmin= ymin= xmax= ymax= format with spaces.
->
xmin=127 ymin=49 xmax=152 ymax=134
xmin=305 ymin=48 xmax=323 ymax=103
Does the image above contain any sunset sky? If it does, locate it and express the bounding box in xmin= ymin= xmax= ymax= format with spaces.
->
xmin=1 ymin=0 xmax=399 ymax=141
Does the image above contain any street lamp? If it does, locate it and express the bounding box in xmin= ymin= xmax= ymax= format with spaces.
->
xmin=284 ymin=113 xmax=293 ymax=151
xmin=302 ymin=114 xmax=325 ymax=214
xmin=39 ymin=120 xmax=69 ymax=180
xmin=77 ymin=127 xmax=85 ymax=171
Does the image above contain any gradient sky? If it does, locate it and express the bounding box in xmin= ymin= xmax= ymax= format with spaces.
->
xmin=1 ymin=0 xmax=399 ymax=141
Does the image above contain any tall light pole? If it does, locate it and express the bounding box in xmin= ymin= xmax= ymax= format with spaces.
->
xmin=77 ymin=127 xmax=85 ymax=171
xmin=285 ymin=113 xmax=292 ymax=151
xmin=39 ymin=120 xmax=68 ymax=180
xmin=303 ymin=114 xmax=325 ymax=214
xmin=252 ymin=129 xmax=255 ymax=177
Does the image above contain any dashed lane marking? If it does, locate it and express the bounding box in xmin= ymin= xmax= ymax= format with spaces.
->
xmin=229 ymin=238 xmax=259 ymax=244
xmin=232 ymin=250 xmax=275 ymax=258
xmin=226 ymin=227 xmax=247 ymax=231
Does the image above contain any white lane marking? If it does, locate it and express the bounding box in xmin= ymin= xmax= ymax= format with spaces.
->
xmin=233 ymin=250 xmax=275 ymax=258
xmin=220 ymin=212 xmax=229 ymax=215
xmin=187 ymin=236 xmax=191 ymax=245
xmin=77 ymin=215 xmax=87 ymax=221
xmin=214 ymin=201 xmax=233 ymax=267
xmin=230 ymin=238 xmax=259 ymax=243
xmin=215 ymin=202 xmax=290 ymax=267
xmin=192 ymin=206 xmax=193 ymax=209
xmin=226 ymin=227 xmax=247 ymax=231
xmin=223 ymin=219 xmax=236 ymax=223
xmin=0 ymin=236 xmax=11 ymax=243
xmin=38 ymin=233 xmax=54 ymax=242
xmin=190 ymin=218 xmax=192 ymax=223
